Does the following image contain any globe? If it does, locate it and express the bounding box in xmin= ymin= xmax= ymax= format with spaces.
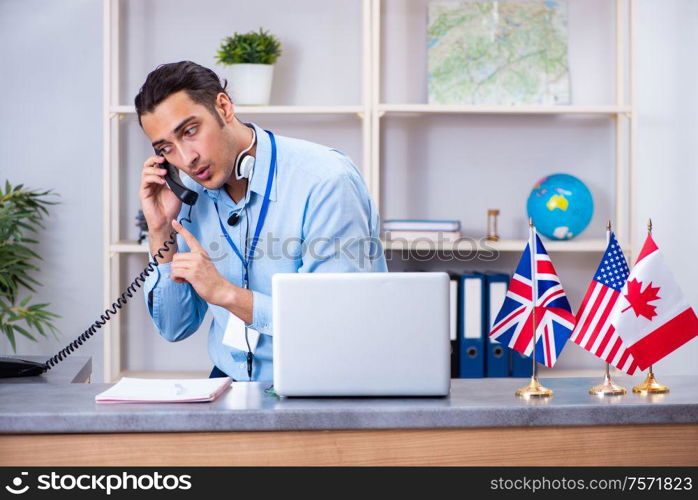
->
xmin=526 ymin=173 xmax=594 ymax=240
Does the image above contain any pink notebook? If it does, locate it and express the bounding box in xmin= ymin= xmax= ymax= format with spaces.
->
xmin=95 ymin=377 xmax=232 ymax=403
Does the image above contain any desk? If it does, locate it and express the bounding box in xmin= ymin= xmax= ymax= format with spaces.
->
xmin=0 ymin=376 xmax=696 ymax=466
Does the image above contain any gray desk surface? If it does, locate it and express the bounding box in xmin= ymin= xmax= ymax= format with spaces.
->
xmin=1 ymin=355 xmax=91 ymax=384
xmin=1 ymin=375 xmax=696 ymax=434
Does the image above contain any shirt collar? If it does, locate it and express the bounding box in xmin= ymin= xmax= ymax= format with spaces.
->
xmin=202 ymin=122 xmax=277 ymax=204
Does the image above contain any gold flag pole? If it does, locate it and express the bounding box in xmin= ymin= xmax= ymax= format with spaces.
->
xmin=515 ymin=218 xmax=553 ymax=398
xmin=633 ymin=364 xmax=669 ymax=394
xmin=589 ymin=220 xmax=628 ymax=396
xmin=632 ymin=219 xmax=670 ymax=394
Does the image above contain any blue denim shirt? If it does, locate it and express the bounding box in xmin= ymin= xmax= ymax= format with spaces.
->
xmin=142 ymin=123 xmax=387 ymax=381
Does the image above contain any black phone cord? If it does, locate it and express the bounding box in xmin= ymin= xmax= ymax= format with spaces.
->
xmin=43 ymin=205 xmax=193 ymax=371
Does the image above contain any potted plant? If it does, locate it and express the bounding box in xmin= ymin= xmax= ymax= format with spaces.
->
xmin=215 ymin=28 xmax=282 ymax=106
xmin=0 ymin=181 xmax=60 ymax=352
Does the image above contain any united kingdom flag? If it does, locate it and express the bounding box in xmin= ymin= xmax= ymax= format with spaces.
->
xmin=488 ymin=232 xmax=576 ymax=367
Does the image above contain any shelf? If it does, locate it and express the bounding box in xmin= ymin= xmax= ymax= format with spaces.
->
xmin=378 ymin=104 xmax=632 ymax=116
xmin=110 ymin=105 xmax=364 ymax=116
xmin=383 ymin=238 xmax=627 ymax=253
xmin=111 ymin=240 xmax=149 ymax=253
xmin=113 ymin=238 xmax=627 ymax=255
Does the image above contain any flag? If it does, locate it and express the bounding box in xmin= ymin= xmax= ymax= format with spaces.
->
xmin=489 ymin=230 xmax=576 ymax=367
xmin=611 ymin=234 xmax=698 ymax=370
xmin=570 ymin=232 xmax=640 ymax=374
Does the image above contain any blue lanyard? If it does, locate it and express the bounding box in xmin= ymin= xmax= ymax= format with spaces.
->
xmin=214 ymin=129 xmax=276 ymax=287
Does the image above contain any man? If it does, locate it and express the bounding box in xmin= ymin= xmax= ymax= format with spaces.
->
xmin=136 ymin=61 xmax=386 ymax=382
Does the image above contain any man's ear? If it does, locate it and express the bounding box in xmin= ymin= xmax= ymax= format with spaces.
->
xmin=215 ymin=92 xmax=235 ymax=124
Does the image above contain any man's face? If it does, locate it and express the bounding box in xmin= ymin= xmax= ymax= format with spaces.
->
xmin=141 ymin=90 xmax=235 ymax=189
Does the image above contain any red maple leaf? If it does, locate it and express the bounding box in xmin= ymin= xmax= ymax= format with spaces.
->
xmin=622 ymin=278 xmax=661 ymax=320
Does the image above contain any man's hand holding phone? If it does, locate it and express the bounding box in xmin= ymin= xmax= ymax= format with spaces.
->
xmin=139 ymin=154 xmax=183 ymax=262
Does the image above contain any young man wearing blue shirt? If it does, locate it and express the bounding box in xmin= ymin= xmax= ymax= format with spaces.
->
xmin=135 ymin=61 xmax=386 ymax=382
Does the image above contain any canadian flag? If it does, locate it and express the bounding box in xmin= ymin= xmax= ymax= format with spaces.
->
xmin=611 ymin=234 xmax=698 ymax=370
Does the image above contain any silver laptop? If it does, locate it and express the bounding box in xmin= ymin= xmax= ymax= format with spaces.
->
xmin=272 ymin=272 xmax=451 ymax=397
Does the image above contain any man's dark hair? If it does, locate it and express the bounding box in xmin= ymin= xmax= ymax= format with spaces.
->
xmin=134 ymin=60 xmax=230 ymax=128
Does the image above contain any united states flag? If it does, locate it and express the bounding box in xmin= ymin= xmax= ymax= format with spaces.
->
xmin=570 ymin=232 xmax=640 ymax=374
xmin=489 ymin=232 xmax=576 ymax=367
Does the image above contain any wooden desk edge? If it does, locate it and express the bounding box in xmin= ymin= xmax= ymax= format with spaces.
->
xmin=1 ymin=423 xmax=696 ymax=466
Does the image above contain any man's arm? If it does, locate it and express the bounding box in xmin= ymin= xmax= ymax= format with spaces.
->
xmin=298 ymin=166 xmax=385 ymax=273
xmin=142 ymin=230 xmax=209 ymax=341
xmin=139 ymin=153 xmax=208 ymax=341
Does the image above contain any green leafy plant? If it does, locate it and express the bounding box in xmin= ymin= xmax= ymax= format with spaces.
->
xmin=215 ymin=28 xmax=282 ymax=65
xmin=0 ymin=181 xmax=60 ymax=352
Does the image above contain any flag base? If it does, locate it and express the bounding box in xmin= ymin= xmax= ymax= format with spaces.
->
xmin=589 ymin=373 xmax=627 ymax=396
xmin=632 ymin=371 xmax=669 ymax=394
xmin=515 ymin=375 xmax=553 ymax=399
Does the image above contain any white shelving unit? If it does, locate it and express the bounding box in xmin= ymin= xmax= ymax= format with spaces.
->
xmin=378 ymin=104 xmax=632 ymax=115
xmin=384 ymin=237 xmax=613 ymax=253
xmin=110 ymin=105 xmax=365 ymax=116
xmin=113 ymin=237 xmax=613 ymax=255
xmin=103 ymin=0 xmax=635 ymax=381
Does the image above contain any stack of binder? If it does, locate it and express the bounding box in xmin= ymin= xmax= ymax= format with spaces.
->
xmin=448 ymin=271 xmax=533 ymax=379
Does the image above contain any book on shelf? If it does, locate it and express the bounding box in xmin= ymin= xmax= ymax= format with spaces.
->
xmin=382 ymin=219 xmax=460 ymax=232
xmin=384 ymin=230 xmax=462 ymax=242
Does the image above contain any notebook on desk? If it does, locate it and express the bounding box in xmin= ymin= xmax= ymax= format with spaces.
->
xmin=95 ymin=377 xmax=232 ymax=403
xmin=272 ymin=272 xmax=451 ymax=397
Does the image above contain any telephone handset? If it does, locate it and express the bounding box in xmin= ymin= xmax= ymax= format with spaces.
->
xmin=0 ymin=154 xmax=198 ymax=378
xmin=156 ymin=151 xmax=198 ymax=206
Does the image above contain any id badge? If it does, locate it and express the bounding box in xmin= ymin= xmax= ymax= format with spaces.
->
xmin=222 ymin=313 xmax=260 ymax=353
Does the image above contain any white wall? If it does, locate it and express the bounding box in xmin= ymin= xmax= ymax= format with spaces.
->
xmin=634 ymin=0 xmax=698 ymax=375
xmin=0 ymin=0 xmax=695 ymax=379
xmin=0 ymin=0 xmax=104 ymax=377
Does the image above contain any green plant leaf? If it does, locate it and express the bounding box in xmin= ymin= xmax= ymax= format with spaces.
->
xmin=13 ymin=276 xmax=37 ymax=294
xmin=12 ymin=324 xmax=36 ymax=342
xmin=4 ymin=326 xmax=16 ymax=352
xmin=0 ymin=180 xmax=59 ymax=349
xmin=215 ymin=28 xmax=282 ymax=65
xmin=34 ymin=321 xmax=47 ymax=339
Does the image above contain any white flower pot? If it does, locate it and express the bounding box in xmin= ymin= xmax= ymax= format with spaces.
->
xmin=227 ymin=63 xmax=274 ymax=106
